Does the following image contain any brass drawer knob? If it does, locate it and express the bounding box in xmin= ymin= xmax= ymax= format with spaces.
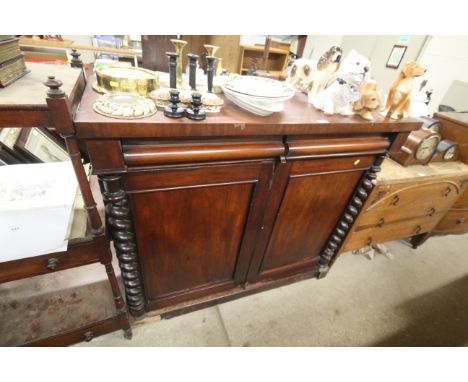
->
xmin=377 ymin=218 xmax=385 ymax=227
xmin=428 ymin=207 xmax=436 ymax=217
xmin=392 ymin=194 xmax=400 ymax=206
xmin=457 ymin=218 xmax=466 ymax=225
xmin=415 ymin=225 xmax=422 ymax=234
xmin=444 ymin=187 xmax=452 ymax=197
xmin=46 ymin=257 xmax=59 ymax=270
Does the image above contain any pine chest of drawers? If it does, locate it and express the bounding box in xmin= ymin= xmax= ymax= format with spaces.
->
xmin=340 ymin=159 xmax=468 ymax=253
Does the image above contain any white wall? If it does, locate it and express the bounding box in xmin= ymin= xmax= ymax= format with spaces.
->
xmin=418 ymin=36 xmax=468 ymax=113
xmin=341 ymin=35 xmax=428 ymax=96
xmin=302 ymin=35 xmax=343 ymax=60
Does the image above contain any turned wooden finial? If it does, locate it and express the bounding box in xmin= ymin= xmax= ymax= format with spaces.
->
xmin=44 ymin=75 xmax=65 ymax=98
xmin=70 ymin=49 xmax=83 ymax=68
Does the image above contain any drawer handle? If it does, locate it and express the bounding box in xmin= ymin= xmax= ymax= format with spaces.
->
xmin=46 ymin=257 xmax=59 ymax=271
xmin=444 ymin=187 xmax=452 ymax=197
xmin=84 ymin=331 xmax=94 ymax=342
xmin=457 ymin=218 xmax=466 ymax=225
xmin=392 ymin=194 xmax=400 ymax=206
xmin=428 ymin=207 xmax=436 ymax=217
xmin=377 ymin=218 xmax=385 ymax=227
xmin=367 ymin=237 xmax=373 ymax=245
xmin=415 ymin=225 xmax=422 ymax=234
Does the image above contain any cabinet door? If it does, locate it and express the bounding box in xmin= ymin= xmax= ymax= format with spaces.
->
xmin=124 ymin=161 xmax=273 ymax=309
xmin=247 ymin=155 xmax=375 ymax=282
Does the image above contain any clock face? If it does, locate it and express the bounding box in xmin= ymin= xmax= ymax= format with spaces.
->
xmin=415 ymin=136 xmax=439 ymax=160
xmin=444 ymin=146 xmax=457 ymax=160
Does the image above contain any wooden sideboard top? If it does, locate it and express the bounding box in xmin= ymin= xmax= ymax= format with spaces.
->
xmin=378 ymin=158 xmax=468 ymax=185
xmin=73 ymin=76 xmax=422 ymax=139
xmin=0 ymin=63 xmax=82 ymax=111
xmin=435 ymin=112 xmax=468 ymax=127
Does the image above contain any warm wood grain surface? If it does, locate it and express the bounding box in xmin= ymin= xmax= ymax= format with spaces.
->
xmin=74 ymin=75 xmax=422 ymax=138
xmin=0 ymin=63 xmax=82 ymax=110
xmin=378 ymin=159 xmax=468 ymax=185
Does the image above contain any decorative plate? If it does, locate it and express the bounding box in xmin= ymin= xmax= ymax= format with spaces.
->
xmin=93 ymin=93 xmax=157 ymax=119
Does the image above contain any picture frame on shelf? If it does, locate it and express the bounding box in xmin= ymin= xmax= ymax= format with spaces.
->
xmin=14 ymin=127 xmax=69 ymax=163
xmin=386 ymin=45 xmax=407 ymax=69
xmin=0 ymin=127 xmax=27 ymax=164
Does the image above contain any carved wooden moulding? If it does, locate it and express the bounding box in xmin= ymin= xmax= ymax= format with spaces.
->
xmin=317 ymin=153 xmax=387 ymax=278
xmin=99 ymin=174 xmax=146 ymax=318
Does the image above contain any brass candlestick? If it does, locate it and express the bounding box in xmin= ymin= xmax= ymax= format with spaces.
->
xmin=204 ymin=44 xmax=219 ymax=57
xmin=170 ymin=39 xmax=187 ymax=89
xmin=204 ymin=45 xmax=221 ymax=78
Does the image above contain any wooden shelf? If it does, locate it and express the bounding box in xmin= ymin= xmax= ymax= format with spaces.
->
xmin=239 ymin=44 xmax=289 ymax=79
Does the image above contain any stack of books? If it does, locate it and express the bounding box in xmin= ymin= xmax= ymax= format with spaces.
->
xmin=0 ymin=37 xmax=29 ymax=88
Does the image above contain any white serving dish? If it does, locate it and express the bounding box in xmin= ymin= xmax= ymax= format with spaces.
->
xmin=223 ymin=75 xmax=295 ymax=100
xmin=223 ymin=87 xmax=284 ymax=116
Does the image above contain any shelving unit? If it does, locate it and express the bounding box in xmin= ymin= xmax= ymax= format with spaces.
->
xmin=0 ymin=59 xmax=132 ymax=346
xmin=239 ymin=44 xmax=289 ymax=78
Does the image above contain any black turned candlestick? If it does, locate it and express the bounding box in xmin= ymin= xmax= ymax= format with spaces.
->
xmin=187 ymin=53 xmax=199 ymax=91
xmin=185 ymin=92 xmax=206 ymax=121
xmin=164 ymin=89 xmax=185 ymax=118
xmin=206 ymin=56 xmax=216 ymax=93
xmin=166 ymin=52 xmax=179 ymax=89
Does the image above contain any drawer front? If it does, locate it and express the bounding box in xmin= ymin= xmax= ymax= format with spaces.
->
xmin=342 ymin=213 xmax=443 ymax=252
xmin=368 ymin=181 xmax=460 ymax=210
xmin=358 ymin=181 xmax=461 ymax=227
xmin=453 ymin=187 xmax=468 ymax=209
xmin=433 ymin=209 xmax=468 ymax=234
xmin=356 ymin=196 xmax=453 ymax=229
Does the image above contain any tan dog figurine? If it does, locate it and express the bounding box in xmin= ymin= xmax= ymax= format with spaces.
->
xmin=353 ymin=81 xmax=380 ymax=121
xmin=381 ymin=61 xmax=427 ymax=119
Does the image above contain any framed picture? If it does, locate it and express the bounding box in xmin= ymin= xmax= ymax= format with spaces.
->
xmin=0 ymin=127 xmax=27 ymax=164
xmin=14 ymin=127 xmax=69 ymax=163
xmin=0 ymin=146 xmax=23 ymax=164
xmin=386 ymin=45 xmax=407 ymax=69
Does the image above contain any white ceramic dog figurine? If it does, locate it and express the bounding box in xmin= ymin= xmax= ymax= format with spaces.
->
xmin=285 ymin=46 xmax=342 ymax=103
xmin=313 ymin=50 xmax=371 ymax=116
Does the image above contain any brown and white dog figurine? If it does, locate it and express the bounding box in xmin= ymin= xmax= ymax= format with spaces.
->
xmin=353 ymin=81 xmax=380 ymax=121
xmin=381 ymin=61 xmax=427 ymax=119
xmin=286 ymin=46 xmax=342 ymax=103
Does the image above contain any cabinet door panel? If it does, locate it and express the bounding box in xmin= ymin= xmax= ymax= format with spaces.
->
xmin=126 ymin=162 xmax=273 ymax=307
xmin=249 ymin=156 xmax=370 ymax=281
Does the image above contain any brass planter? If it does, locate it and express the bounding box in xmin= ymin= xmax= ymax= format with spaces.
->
xmin=95 ymin=66 xmax=160 ymax=96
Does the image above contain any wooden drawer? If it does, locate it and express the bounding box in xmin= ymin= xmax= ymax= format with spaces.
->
xmin=433 ymin=209 xmax=468 ymax=234
xmin=342 ymin=213 xmax=443 ymax=252
xmin=452 ymin=187 xmax=468 ymax=209
xmin=356 ymin=195 xmax=454 ymax=229
xmin=368 ymin=181 xmax=460 ymax=210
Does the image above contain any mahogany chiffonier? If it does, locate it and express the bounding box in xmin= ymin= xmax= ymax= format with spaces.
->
xmin=73 ymin=77 xmax=421 ymax=318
